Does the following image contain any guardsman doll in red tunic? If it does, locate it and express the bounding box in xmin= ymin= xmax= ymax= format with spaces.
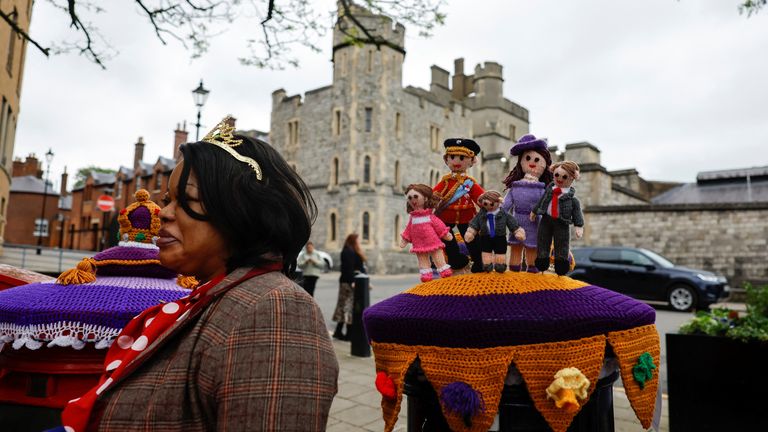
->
xmin=433 ymin=138 xmax=485 ymax=273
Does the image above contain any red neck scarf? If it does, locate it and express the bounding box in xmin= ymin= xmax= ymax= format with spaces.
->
xmin=60 ymin=263 xmax=283 ymax=432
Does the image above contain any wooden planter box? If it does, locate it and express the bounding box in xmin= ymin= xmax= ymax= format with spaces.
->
xmin=666 ymin=333 xmax=768 ymax=431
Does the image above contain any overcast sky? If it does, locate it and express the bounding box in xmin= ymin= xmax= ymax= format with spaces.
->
xmin=15 ymin=0 xmax=768 ymax=191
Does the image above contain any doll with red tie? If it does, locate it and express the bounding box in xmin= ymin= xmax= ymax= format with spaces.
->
xmin=531 ymin=161 xmax=584 ymax=275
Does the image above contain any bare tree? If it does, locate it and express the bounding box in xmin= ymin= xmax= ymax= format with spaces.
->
xmin=1 ymin=0 xmax=446 ymax=70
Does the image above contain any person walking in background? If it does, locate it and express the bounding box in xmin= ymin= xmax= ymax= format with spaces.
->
xmin=331 ymin=233 xmax=366 ymax=341
xmin=297 ymin=241 xmax=323 ymax=296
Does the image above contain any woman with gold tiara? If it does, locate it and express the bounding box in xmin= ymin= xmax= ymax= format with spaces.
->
xmin=52 ymin=117 xmax=339 ymax=432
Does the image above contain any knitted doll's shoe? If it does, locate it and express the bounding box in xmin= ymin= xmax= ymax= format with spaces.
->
xmin=420 ymin=272 xmax=433 ymax=282
xmin=494 ymin=263 xmax=507 ymax=273
xmin=510 ymin=265 xmax=521 ymax=272
xmin=526 ymin=266 xmax=539 ymax=274
xmin=483 ymin=264 xmax=494 ymax=273
xmin=554 ymin=258 xmax=570 ymax=276
xmin=534 ymin=257 xmax=550 ymax=272
xmin=439 ymin=267 xmax=453 ymax=278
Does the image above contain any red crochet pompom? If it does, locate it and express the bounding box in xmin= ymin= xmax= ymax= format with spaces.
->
xmin=375 ymin=371 xmax=396 ymax=400
xmin=154 ymin=208 xmax=160 ymax=215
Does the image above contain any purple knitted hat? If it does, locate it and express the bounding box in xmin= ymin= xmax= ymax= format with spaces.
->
xmin=510 ymin=134 xmax=548 ymax=156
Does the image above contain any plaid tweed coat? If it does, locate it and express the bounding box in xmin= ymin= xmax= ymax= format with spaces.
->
xmin=87 ymin=268 xmax=339 ymax=431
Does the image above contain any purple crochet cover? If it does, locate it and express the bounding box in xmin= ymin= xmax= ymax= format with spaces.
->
xmin=93 ymin=246 xmax=177 ymax=279
xmin=364 ymin=284 xmax=655 ymax=348
xmin=501 ymin=181 xmax=545 ymax=248
xmin=0 ymin=277 xmax=189 ymax=350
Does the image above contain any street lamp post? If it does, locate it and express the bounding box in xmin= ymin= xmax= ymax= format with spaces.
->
xmin=192 ymin=80 xmax=210 ymax=141
xmin=36 ymin=148 xmax=54 ymax=255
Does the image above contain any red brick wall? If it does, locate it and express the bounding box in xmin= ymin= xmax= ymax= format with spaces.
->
xmin=6 ymin=192 xmax=60 ymax=246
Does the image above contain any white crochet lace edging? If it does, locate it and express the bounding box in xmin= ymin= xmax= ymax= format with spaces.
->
xmin=0 ymin=321 xmax=120 ymax=351
xmin=117 ymin=240 xmax=160 ymax=250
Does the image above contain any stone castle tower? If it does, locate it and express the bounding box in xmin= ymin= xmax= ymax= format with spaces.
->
xmin=270 ymin=4 xmax=530 ymax=273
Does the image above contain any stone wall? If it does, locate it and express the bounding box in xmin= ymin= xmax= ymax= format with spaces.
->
xmin=583 ymin=203 xmax=768 ymax=287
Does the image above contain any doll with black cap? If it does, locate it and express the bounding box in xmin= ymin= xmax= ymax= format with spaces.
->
xmin=432 ymin=138 xmax=485 ymax=273
xmin=531 ymin=161 xmax=584 ymax=275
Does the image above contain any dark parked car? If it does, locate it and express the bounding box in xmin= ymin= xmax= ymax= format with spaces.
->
xmin=569 ymin=247 xmax=730 ymax=311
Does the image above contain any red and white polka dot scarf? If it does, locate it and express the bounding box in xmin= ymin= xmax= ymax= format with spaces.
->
xmin=59 ymin=264 xmax=282 ymax=432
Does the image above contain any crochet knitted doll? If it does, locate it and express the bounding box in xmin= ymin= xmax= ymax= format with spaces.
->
xmin=501 ymin=134 xmax=553 ymax=273
xmin=532 ymin=161 xmax=584 ymax=275
xmin=400 ymin=184 xmax=453 ymax=282
xmin=432 ymin=138 xmax=485 ymax=274
xmin=465 ymin=190 xmax=525 ymax=273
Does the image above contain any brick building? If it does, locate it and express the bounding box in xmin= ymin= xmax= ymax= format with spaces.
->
xmin=0 ymin=0 xmax=33 ymax=253
xmin=5 ymin=154 xmax=61 ymax=247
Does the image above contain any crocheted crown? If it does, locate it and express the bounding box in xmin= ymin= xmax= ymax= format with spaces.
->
xmin=56 ymin=190 xmax=196 ymax=287
xmin=363 ymin=272 xmax=660 ymax=432
xmin=118 ymin=189 xmax=161 ymax=244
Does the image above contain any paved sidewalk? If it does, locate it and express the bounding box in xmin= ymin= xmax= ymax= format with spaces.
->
xmin=328 ymin=339 xmax=668 ymax=432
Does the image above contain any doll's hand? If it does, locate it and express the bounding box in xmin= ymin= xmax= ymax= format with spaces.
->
xmin=529 ymin=212 xmax=536 ymax=222
xmin=514 ymin=228 xmax=526 ymax=242
xmin=464 ymin=230 xmax=475 ymax=243
xmin=574 ymin=226 xmax=584 ymax=239
xmin=443 ymin=232 xmax=454 ymax=241
xmin=399 ymin=238 xmax=408 ymax=248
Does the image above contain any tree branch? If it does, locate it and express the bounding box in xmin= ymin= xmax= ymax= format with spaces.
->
xmin=0 ymin=8 xmax=50 ymax=57
xmin=65 ymin=0 xmax=106 ymax=68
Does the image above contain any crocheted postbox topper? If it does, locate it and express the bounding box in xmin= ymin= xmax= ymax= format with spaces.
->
xmin=0 ymin=190 xmax=192 ymax=352
xmin=363 ymin=272 xmax=661 ymax=432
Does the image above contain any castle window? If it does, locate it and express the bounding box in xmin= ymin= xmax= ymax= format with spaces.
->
xmin=339 ymin=51 xmax=347 ymax=77
xmin=394 ymin=160 xmax=401 ymax=189
xmin=287 ymin=120 xmax=299 ymax=146
xmin=333 ymin=109 xmax=341 ymax=136
xmin=1 ymin=197 xmax=5 ymax=215
xmin=394 ymin=214 xmax=400 ymax=246
xmin=481 ymin=171 xmax=485 ymax=187
xmin=363 ymin=155 xmax=371 ymax=184
xmin=0 ymin=97 xmax=7 ymax=165
xmin=330 ymin=212 xmax=337 ymax=242
xmin=365 ymin=108 xmax=372 ymax=133
xmin=510 ymin=124 xmax=517 ymax=141
xmin=395 ymin=112 xmax=402 ymax=139
xmin=362 ymin=212 xmax=370 ymax=241
xmin=331 ymin=157 xmax=339 ymax=186
xmin=430 ymin=125 xmax=440 ymax=151
xmin=367 ymin=49 xmax=373 ymax=73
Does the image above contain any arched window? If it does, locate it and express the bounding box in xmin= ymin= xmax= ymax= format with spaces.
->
xmin=362 ymin=212 xmax=370 ymax=241
xmin=329 ymin=213 xmax=337 ymax=242
xmin=394 ymin=160 xmax=400 ymax=188
xmin=332 ymin=157 xmax=339 ymax=186
xmin=394 ymin=215 xmax=400 ymax=245
xmin=363 ymin=155 xmax=371 ymax=184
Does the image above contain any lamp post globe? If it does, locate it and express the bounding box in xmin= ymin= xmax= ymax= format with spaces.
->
xmin=192 ymin=80 xmax=210 ymax=141
xmin=36 ymin=148 xmax=54 ymax=255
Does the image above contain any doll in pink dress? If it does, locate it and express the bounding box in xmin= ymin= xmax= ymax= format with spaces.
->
xmin=400 ymin=184 xmax=454 ymax=282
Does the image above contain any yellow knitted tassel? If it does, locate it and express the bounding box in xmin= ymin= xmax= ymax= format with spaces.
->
xmin=57 ymin=258 xmax=97 ymax=285
xmin=177 ymin=275 xmax=199 ymax=289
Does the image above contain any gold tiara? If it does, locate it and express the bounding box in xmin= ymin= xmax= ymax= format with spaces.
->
xmin=202 ymin=116 xmax=263 ymax=180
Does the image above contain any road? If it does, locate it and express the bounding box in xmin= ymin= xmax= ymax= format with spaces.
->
xmin=311 ymin=271 xmax=693 ymax=394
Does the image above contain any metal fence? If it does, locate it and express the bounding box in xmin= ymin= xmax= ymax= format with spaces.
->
xmin=0 ymin=244 xmax=92 ymax=275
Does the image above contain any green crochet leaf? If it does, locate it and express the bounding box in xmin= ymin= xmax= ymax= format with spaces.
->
xmin=135 ymin=232 xmax=146 ymax=242
xmin=632 ymin=352 xmax=656 ymax=389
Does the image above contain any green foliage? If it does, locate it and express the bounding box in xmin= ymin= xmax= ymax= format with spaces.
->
xmin=73 ymin=165 xmax=116 ymax=189
xmin=740 ymin=0 xmax=767 ymax=16
xmin=679 ymin=283 xmax=768 ymax=343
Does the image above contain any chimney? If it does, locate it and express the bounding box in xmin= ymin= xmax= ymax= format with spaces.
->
xmin=60 ymin=166 xmax=68 ymax=196
xmin=13 ymin=154 xmax=41 ymax=178
xmin=134 ymin=137 xmax=145 ymax=171
xmin=173 ymin=121 xmax=188 ymax=161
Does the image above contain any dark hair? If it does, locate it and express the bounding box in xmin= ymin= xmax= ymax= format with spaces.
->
xmin=502 ymin=147 xmax=553 ymax=189
xmin=404 ymin=184 xmax=439 ymax=212
xmin=343 ymin=233 xmax=366 ymax=262
xmin=177 ymin=135 xmax=317 ymax=276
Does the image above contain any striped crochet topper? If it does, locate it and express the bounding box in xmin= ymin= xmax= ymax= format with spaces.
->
xmin=363 ymin=272 xmax=660 ymax=432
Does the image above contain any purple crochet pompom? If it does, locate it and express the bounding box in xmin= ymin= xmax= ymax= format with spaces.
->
xmin=440 ymin=381 xmax=484 ymax=426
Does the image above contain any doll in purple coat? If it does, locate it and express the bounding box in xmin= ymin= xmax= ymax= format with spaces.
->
xmin=400 ymin=184 xmax=454 ymax=282
xmin=501 ymin=134 xmax=553 ymax=273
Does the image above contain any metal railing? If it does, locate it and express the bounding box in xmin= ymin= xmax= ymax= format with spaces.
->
xmin=0 ymin=244 xmax=93 ymax=275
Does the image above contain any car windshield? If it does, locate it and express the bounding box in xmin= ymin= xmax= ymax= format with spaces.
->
xmin=640 ymin=249 xmax=675 ymax=268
